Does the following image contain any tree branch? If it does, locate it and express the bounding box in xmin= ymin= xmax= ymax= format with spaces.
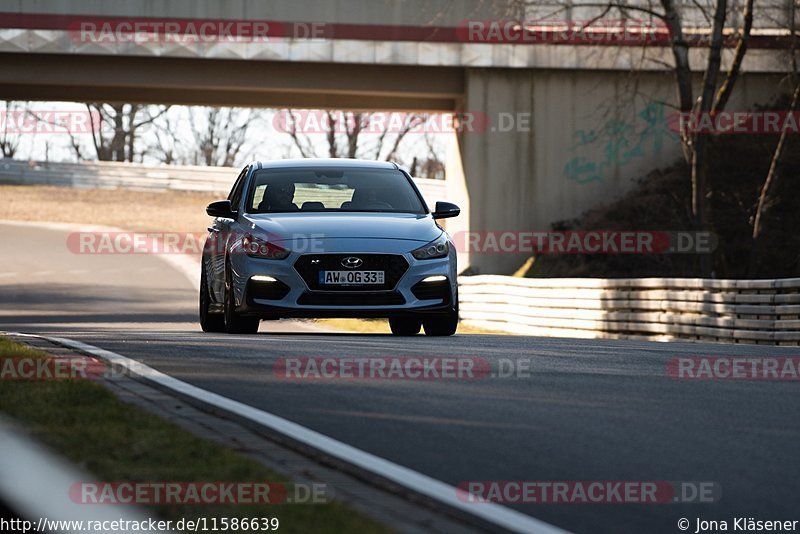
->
xmin=712 ymin=0 xmax=754 ymax=114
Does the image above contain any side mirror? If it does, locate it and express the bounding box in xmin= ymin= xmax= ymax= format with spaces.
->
xmin=206 ymin=200 xmax=235 ymax=218
xmin=432 ymin=201 xmax=460 ymax=220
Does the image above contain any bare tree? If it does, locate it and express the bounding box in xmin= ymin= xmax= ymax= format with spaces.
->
xmin=749 ymin=0 xmax=799 ymax=272
xmin=0 ymin=101 xmax=23 ymax=158
xmin=283 ymin=110 xmax=434 ymax=169
xmin=146 ymin=112 xmax=186 ymax=165
xmin=517 ymin=1 xmax=757 ymax=231
xmin=506 ymin=0 xmax=766 ymax=274
xmin=187 ymin=107 xmax=257 ymax=167
xmin=409 ymin=132 xmax=446 ymax=178
xmin=77 ymin=103 xmax=169 ymax=162
xmin=751 ymin=83 xmax=800 ymax=230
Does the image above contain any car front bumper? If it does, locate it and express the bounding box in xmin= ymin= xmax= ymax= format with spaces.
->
xmin=229 ymin=240 xmax=458 ymax=319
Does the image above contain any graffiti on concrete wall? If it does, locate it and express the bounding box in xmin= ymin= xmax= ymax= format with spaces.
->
xmin=563 ymin=101 xmax=679 ymax=184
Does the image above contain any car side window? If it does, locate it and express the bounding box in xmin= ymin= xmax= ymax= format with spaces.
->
xmin=227 ymin=166 xmax=249 ymax=213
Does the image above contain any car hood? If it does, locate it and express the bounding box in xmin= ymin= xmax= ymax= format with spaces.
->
xmin=243 ymin=212 xmax=442 ymax=244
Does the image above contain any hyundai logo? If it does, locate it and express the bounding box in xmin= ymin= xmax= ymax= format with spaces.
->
xmin=341 ymin=257 xmax=363 ymax=269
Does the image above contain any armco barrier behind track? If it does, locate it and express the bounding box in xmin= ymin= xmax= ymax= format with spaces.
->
xmin=458 ymin=275 xmax=800 ymax=345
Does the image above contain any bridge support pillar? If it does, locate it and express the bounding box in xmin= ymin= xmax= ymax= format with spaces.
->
xmin=458 ymin=68 xmax=537 ymax=274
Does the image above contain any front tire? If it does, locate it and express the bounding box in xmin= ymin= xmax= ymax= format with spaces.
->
xmin=200 ymin=262 xmax=226 ymax=333
xmin=389 ymin=318 xmax=421 ymax=336
xmin=224 ymin=262 xmax=260 ymax=335
xmin=423 ymin=306 xmax=458 ymax=337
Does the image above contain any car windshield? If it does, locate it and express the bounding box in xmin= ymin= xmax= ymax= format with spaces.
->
xmin=246 ymin=167 xmax=427 ymax=214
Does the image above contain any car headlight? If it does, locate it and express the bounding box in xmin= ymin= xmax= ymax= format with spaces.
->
xmin=242 ymin=233 xmax=290 ymax=260
xmin=412 ymin=234 xmax=450 ymax=260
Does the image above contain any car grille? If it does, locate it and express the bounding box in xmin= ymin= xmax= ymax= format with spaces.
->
xmin=297 ymin=291 xmax=406 ymax=306
xmin=294 ymin=254 xmax=409 ymax=291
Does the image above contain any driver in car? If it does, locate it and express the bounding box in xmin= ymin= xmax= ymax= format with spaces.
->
xmin=259 ymin=181 xmax=299 ymax=211
xmin=351 ymin=187 xmax=391 ymax=209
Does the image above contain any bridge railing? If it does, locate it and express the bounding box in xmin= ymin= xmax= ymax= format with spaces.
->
xmin=0 ymin=159 xmax=448 ymax=206
xmin=458 ymin=275 xmax=800 ymax=345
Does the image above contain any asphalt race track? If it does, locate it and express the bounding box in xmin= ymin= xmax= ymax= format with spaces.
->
xmin=2 ymin=222 xmax=798 ymax=534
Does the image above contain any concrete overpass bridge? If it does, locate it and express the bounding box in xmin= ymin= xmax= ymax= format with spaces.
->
xmin=0 ymin=0 xmax=794 ymax=272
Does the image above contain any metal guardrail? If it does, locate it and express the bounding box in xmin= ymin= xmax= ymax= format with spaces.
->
xmin=458 ymin=276 xmax=800 ymax=345
xmin=0 ymin=159 xmax=449 ymax=206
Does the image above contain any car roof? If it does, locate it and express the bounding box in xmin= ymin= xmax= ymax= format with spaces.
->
xmin=253 ymin=159 xmax=400 ymax=170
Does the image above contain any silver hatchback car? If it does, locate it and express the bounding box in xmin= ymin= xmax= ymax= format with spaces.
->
xmin=200 ymin=159 xmax=460 ymax=336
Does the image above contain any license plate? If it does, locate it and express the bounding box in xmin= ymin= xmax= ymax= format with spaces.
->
xmin=319 ymin=270 xmax=384 ymax=285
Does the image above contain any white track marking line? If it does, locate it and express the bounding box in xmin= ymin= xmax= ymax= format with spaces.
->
xmin=22 ymin=333 xmax=566 ymax=534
